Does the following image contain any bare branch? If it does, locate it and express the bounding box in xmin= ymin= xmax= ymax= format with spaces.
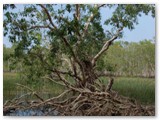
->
xmin=97 ymin=4 xmax=106 ymax=9
xmin=69 ymin=86 xmax=110 ymax=96
xmin=28 ymin=25 xmax=53 ymax=30
xmin=38 ymin=5 xmax=82 ymax=77
xmin=74 ymin=4 xmax=106 ymax=47
xmin=61 ymin=37 xmax=79 ymax=64
xmin=70 ymin=58 xmax=80 ymax=81
xmin=82 ymin=13 xmax=94 ymax=37
xmin=106 ymin=30 xmax=113 ymax=37
xmin=49 ymin=69 xmax=82 ymax=81
xmin=106 ymin=77 xmax=114 ymax=92
xmin=16 ymin=83 xmax=44 ymax=102
xmin=82 ymin=4 xmax=105 ymax=38
xmin=92 ymin=27 xmax=123 ymax=66
xmin=61 ymin=37 xmax=85 ymax=81
xmin=54 ymin=69 xmax=72 ymax=87
xmin=39 ymin=4 xmax=57 ymax=29
xmin=43 ymin=76 xmax=66 ymax=86
xmin=25 ymin=90 xmax=71 ymax=109
xmin=76 ymin=4 xmax=80 ymax=20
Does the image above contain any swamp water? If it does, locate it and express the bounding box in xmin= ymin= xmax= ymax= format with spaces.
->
xmin=3 ymin=75 xmax=63 ymax=116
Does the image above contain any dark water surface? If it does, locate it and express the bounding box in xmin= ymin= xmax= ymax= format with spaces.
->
xmin=4 ymin=104 xmax=59 ymax=116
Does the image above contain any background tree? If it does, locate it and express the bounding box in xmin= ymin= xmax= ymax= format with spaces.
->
xmin=3 ymin=44 xmax=16 ymax=72
xmin=101 ymin=39 xmax=155 ymax=77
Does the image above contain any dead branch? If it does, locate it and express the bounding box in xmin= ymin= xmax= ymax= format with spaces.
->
xmin=26 ymin=90 xmax=71 ymax=109
xmin=106 ymin=77 xmax=114 ymax=92
xmin=16 ymin=83 xmax=44 ymax=102
xmin=92 ymin=27 xmax=123 ymax=66
xmin=4 ymin=84 xmax=155 ymax=116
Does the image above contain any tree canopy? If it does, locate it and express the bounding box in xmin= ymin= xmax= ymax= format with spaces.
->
xmin=3 ymin=4 xmax=155 ymax=88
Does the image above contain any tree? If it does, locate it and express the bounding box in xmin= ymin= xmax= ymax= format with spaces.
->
xmin=101 ymin=40 xmax=155 ymax=77
xmin=138 ymin=39 xmax=155 ymax=77
xmin=3 ymin=4 xmax=155 ymax=115
xmin=3 ymin=44 xmax=15 ymax=71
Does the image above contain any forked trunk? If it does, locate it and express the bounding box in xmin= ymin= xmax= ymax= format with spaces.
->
xmin=79 ymin=60 xmax=97 ymax=91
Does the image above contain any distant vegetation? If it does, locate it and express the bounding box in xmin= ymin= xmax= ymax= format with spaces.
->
xmin=4 ymin=39 xmax=155 ymax=78
xmin=99 ymin=39 xmax=155 ymax=78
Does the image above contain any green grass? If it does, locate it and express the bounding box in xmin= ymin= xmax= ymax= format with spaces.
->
xmin=3 ymin=72 xmax=21 ymax=101
xmin=100 ymin=77 xmax=155 ymax=105
xmin=4 ymin=73 xmax=155 ymax=105
xmin=3 ymin=72 xmax=64 ymax=101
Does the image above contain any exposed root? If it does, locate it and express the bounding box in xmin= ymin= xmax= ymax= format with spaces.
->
xmin=3 ymin=77 xmax=155 ymax=116
xmin=3 ymin=88 xmax=155 ymax=116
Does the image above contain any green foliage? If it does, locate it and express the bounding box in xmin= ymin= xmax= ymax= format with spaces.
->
xmin=3 ymin=45 xmax=13 ymax=61
xmin=3 ymin=4 xmax=155 ymax=84
xmin=3 ymin=4 xmax=154 ymax=55
xmin=3 ymin=45 xmax=17 ymax=71
xmin=105 ymin=4 xmax=155 ymax=30
xmin=99 ymin=39 xmax=155 ymax=77
xmin=3 ymin=4 xmax=16 ymax=10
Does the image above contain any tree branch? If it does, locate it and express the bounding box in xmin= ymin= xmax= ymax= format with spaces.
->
xmin=76 ymin=4 xmax=80 ymax=20
xmin=37 ymin=4 xmax=85 ymax=81
xmin=92 ymin=27 xmax=123 ymax=66
xmin=54 ymin=69 xmax=72 ymax=87
xmin=70 ymin=58 xmax=79 ymax=81
xmin=43 ymin=76 xmax=66 ymax=86
xmin=26 ymin=90 xmax=71 ymax=109
xmin=28 ymin=25 xmax=53 ymax=30
xmin=61 ymin=37 xmax=86 ymax=81
xmin=82 ymin=4 xmax=105 ymax=38
xmin=49 ymin=69 xmax=82 ymax=82
xmin=97 ymin=4 xmax=106 ymax=9
xmin=16 ymin=83 xmax=44 ymax=102
xmin=75 ymin=4 xmax=105 ymax=47
xmin=39 ymin=4 xmax=57 ymax=29
xmin=37 ymin=5 xmax=81 ymax=68
xmin=106 ymin=77 xmax=114 ymax=92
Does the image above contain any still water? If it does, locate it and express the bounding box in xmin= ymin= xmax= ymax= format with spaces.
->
xmin=3 ymin=73 xmax=64 ymax=116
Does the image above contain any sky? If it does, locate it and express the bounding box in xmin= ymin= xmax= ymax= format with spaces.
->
xmin=100 ymin=6 xmax=155 ymax=42
xmin=3 ymin=4 xmax=155 ymax=47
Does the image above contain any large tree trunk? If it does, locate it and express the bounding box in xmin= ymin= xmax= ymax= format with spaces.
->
xmin=80 ymin=60 xmax=97 ymax=91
